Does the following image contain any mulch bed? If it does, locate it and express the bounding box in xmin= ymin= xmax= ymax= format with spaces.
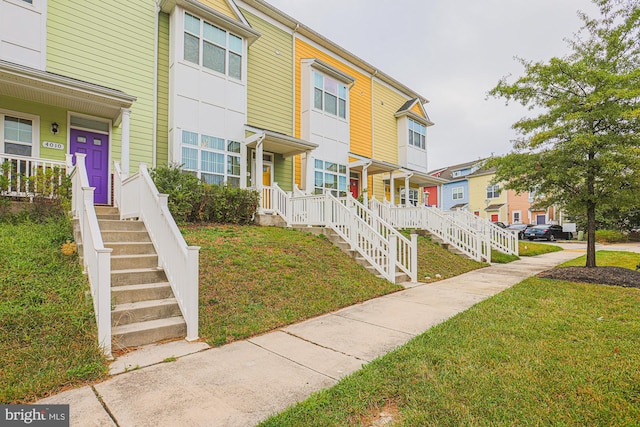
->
xmin=538 ymin=266 xmax=640 ymax=289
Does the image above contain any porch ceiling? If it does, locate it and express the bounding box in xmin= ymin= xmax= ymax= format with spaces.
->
xmin=485 ymin=203 xmax=505 ymax=211
xmin=245 ymin=126 xmax=318 ymax=157
xmin=0 ymin=60 xmax=136 ymax=122
xmin=404 ymin=170 xmax=447 ymax=186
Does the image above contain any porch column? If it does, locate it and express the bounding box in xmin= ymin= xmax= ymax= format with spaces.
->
xmin=256 ymin=138 xmax=264 ymax=192
xmin=240 ymin=142 xmax=247 ymax=189
xmin=362 ymin=164 xmax=369 ymax=208
xmin=389 ymin=172 xmax=395 ymax=206
xmin=404 ymin=176 xmax=411 ymax=207
xmin=121 ymin=108 xmax=131 ymax=174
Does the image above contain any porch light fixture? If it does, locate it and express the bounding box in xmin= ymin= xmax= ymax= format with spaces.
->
xmin=51 ymin=122 xmax=59 ymax=135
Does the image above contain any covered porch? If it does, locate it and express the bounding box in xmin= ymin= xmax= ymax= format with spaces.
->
xmin=242 ymin=126 xmax=317 ymax=213
xmin=384 ymin=169 xmax=446 ymax=207
xmin=0 ymin=60 xmax=136 ymax=204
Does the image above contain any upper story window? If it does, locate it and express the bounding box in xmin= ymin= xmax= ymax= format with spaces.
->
xmin=181 ymin=130 xmax=241 ymax=187
xmin=408 ymin=118 xmax=426 ymax=150
xmin=184 ymin=12 xmax=243 ymax=80
xmin=452 ymin=186 xmax=464 ymax=200
xmin=313 ymin=71 xmax=347 ymax=119
xmin=486 ymin=184 xmax=501 ymax=199
xmin=2 ymin=114 xmax=34 ymax=157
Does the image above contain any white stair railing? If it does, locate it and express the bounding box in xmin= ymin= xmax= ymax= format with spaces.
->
xmin=0 ymin=153 xmax=68 ymax=198
xmin=70 ymin=154 xmax=112 ymax=357
xmin=290 ymin=192 xmax=417 ymax=283
xmin=448 ymin=209 xmax=518 ymax=256
xmin=114 ymin=162 xmax=200 ymax=341
xmin=340 ymin=196 xmax=417 ymax=281
xmin=370 ymin=199 xmax=488 ymax=262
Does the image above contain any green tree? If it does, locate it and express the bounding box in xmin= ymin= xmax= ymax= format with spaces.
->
xmin=488 ymin=0 xmax=640 ymax=267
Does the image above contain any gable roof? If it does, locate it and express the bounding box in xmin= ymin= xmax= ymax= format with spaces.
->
xmin=394 ymin=98 xmax=433 ymax=126
xmin=428 ymin=159 xmax=485 ymax=181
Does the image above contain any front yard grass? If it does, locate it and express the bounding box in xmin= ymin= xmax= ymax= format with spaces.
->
xmin=185 ymin=226 xmax=488 ymax=346
xmin=561 ymin=250 xmax=640 ymax=269
xmin=260 ymin=253 xmax=640 ymax=426
xmin=0 ymin=218 xmax=108 ymax=403
xmin=492 ymin=241 xmax=563 ymax=263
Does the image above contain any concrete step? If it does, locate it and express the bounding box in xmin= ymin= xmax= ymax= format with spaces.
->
xmin=95 ymin=206 xmax=119 ymax=215
xmin=101 ymin=230 xmax=151 ymax=243
xmin=105 ymin=242 xmax=156 ymax=256
xmin=112 ymin=317 xmax=186 ymax=350
xmin=112 ymin=298 xmax=182 ymax=327
xmin=111 ymin=254 xmax=158 ymax=270
xmin=111 ymin=268 xmax=168 ymax=287
xmin=111 ymin=282 xmax=174 ymax=305
xmin=98 ymin=219 xmax=146 ymax=232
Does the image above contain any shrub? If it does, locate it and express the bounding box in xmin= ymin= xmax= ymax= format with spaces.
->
xmin=150 ymin=164 xmax=259 ymax=224
xmin=149 ymin=164 xmax=203 ymax=223
xmin=589 ymin=229 xmax=629 ymax=243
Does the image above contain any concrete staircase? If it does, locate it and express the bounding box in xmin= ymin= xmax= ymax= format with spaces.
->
xmin=95 ymin=206 xmax=187 ymax=351
xmin=293 ymin=226 xmax=411 ymax=283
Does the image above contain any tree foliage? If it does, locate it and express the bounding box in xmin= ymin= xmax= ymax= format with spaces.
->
xmin=488 ymin=0 xmax=640 ymax=267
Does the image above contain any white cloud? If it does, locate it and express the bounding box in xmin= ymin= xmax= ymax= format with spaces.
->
xmin=263 ymin=0 xmax=599 ymax=169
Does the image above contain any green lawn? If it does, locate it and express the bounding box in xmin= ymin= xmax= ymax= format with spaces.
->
xmin=561 ymin=250 xmax=640 ymax=269
xmin=260 ymin=254 xmax=640 ymax=426
xmin=491 ymin=241 xmax=562 ymax=264
xmin=0 ymin=218 xmax=108 ymax=403
xmin=184 ymin=226 xmax=488 ymax=346
xmin=413 ymin=234 xmax=486 ymax=282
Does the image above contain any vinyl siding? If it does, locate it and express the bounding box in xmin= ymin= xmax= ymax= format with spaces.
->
xmin=371 ymin=80 xmax=407 ymax=201
xmin=0 ymin=95 xmax=68 ymax=161
xmin=156 ymin=12 xmax=170 ymax=167
xmin=411 ymin=102 xmax=425 ymax=117
xmin=468 ymin=173 xmax=507 ymax=221
xmin=46 ymin=0 xmax=157 ymax=171
xmin=242 ymin=8 xmax=293 ymax=135
xmin=273 ymin=154 xmax=292 ymax=191
xmin=199 ymin=0 xmax=237 ymax=20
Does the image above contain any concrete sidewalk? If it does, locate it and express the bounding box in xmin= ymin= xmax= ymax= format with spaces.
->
xmin=39 ymin=250 xmax=582 ymax=427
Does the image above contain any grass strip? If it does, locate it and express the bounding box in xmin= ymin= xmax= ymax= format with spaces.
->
xmin=0 ymin=218 xmax=107 ymax=403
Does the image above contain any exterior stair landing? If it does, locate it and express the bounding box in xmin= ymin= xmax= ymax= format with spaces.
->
xmin=95 ymin=206 xmax=186 ymax=351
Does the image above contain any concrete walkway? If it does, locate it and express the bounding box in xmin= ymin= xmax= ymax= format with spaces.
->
xmin=39 ymin=250 xmax=584 ymax=427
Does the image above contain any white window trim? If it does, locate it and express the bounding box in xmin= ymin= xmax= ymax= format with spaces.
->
xmin=181 ymin=10 xmax=244 ymax=81
xmin=408 ymin=118 xmax=426 ymax=150
xmin=452 ymin=186 xmax=464 ymax=200
xmin=1 ymin=108 xmax=40 ymax=158
xmin=180 ymin=129 xmax=241 ymax=186
xmin=313 ymin=158 xmax=348 ymax=196
xmin=486 ymin=184 xmax=501 ymax=199
xmin=512 ymin=210 xmax=522 ymax=224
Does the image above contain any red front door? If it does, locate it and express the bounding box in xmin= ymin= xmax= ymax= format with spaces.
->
xmin=491 ymin=214 xmax=499 ymax=222
xmin=70 ymin=129 xmax=109 ymax=204
xmin=349 ymin=178 xmax=359 ymax=199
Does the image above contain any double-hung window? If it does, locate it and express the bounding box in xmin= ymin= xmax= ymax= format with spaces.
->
xmin=486 ymin=184 xmax=501 ymax=199
xmin=400 ymin=187 xmax=419 ymax=206
xmin=452 ymin=186 xmax=464 ymax=200
xmin=2 ymin=115 xmax=34 ymax=157
xmin=313 ymin=72 xmax=347 ymax=119
xmin=184 ymin=13 xmax=243 ymax=80
xmin=408 ymin=119 xmax=426 ymax=149
xmin=314 ymin=159 xmax=347 ymax=196
xmin=182 ymin=130 xmax=240 ymax=186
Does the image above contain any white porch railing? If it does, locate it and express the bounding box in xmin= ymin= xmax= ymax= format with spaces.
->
xmin=0 ymin=153 xmax=68 ymax=198
xmin=114 ymin=162 xmax=200 ymax=341
xmin=257 ymin=183 xmax=291 ymax=225
xmin=448 ymin=209 xmax=518 ymax=256
xmin=70 ymin=154 xmax=113 ymax=357
xmin=369 ymin=198 xmax=489 ymax=262
xmin=289 ymin=192 xmax=417 ymax=283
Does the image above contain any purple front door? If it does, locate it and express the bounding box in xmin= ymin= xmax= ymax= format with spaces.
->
xmin=70 ymin=129 xmax=109 ymax=204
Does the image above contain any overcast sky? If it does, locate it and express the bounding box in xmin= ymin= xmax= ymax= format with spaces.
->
xmin=265 ymin=0 xmax=599 ymax=170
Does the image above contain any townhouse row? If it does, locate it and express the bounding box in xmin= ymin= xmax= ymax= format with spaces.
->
xmin=425 ymin=159 xmax=560 ymax=226
xmin=0 ymin=0 xmax=444 ymax=206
